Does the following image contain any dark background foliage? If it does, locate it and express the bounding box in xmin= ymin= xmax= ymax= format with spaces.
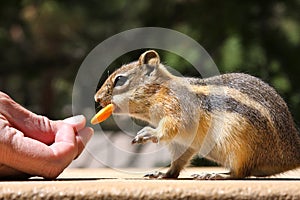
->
xmin=1 ymin=1 xmax=300 ymax=166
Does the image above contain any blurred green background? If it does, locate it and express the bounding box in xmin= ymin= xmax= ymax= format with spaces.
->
xmin=1 ymin=0 xmax=300 ymax=122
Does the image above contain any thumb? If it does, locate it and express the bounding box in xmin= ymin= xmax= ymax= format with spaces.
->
xmin=62 ymin=115 xmax=86 ymax=132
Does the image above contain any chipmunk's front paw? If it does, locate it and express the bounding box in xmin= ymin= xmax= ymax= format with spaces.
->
xmin=131 ymin=127 xmax=159 ymax=144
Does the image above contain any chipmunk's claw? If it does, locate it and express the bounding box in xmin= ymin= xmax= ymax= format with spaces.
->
xmin=131 ymin=134 xmax=158 ymax=144
xmin=132 ymin=127 xmax=158 ymax=144
xmin=144 ymin=171 xmax=167 ymax=179
xmin=192 ymin=172 xmax=231 ymax=180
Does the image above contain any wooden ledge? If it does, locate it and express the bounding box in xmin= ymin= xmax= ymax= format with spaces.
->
xmin=0 ymin=167 xmax=299 ymax=199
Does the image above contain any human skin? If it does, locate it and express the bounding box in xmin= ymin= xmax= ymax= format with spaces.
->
xmin=0 ymin=91 xmax=93 ymax=179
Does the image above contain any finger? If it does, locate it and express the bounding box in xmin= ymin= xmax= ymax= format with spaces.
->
xmin=74 ymin=127 xmax=94 ymax=158
xmin=53 ymin=115 xmax=90 ymax=159
xmin=0 ymin=126 xmax=56 ymax=178
xmin=0 ymin=93 xmax=88 ymax=145
xmin=0 ymin=124 xmax=79 ymax=179
xmin=0 ymin=93 xmax=56 ymax=144
xmin=62 ymin=115 xmax=86 ymax=132
xmin=61 ymin=115 xmax=93 ymax=159
xmin=51 ymin=124 xmax=78 ymax=161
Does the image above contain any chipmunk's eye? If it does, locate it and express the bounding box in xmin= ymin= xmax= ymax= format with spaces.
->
xmin=113 ymin=75 xmax=128 ymax=87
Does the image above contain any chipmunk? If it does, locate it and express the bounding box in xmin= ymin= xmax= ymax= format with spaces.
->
xmin=94 ymin=50 xmax=300 ymax=179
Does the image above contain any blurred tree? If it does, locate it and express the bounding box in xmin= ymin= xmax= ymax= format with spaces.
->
xmin=0 ymin=0 xmax=299 ymax=132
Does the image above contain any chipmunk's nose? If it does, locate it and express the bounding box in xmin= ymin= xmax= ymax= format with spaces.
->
xmin=94 ymin=95 xmax=100 ymax=102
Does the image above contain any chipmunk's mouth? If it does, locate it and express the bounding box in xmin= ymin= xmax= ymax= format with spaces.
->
xmin=99 ymin=100 xmax=111 ymax=108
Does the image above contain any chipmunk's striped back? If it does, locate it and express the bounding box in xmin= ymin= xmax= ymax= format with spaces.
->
xmin=187 ymin=73 xmax=294 ymax=136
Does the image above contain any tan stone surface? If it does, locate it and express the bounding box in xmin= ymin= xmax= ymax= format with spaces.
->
xmin=0 ymin=167 xmax=300 ymax=199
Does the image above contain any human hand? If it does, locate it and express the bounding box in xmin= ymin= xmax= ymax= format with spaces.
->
xmin=0 ymin=92 xmax=94 ymax=179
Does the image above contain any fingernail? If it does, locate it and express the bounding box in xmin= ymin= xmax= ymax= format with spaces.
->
xmin=63 ymin=115 xmax=85 ymax=125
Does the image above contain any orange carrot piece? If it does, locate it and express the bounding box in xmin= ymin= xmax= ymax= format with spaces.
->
xmin=90 ymin=104 xmax=114 ymax=125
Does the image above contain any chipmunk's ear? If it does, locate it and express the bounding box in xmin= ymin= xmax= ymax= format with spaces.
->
xmin=138 ymin=50 xmax=160 ymax=66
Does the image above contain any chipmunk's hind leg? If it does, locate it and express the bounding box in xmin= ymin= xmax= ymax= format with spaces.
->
xmin=144 ymin=143 xmax=196 ymax=179
xmin=192 ymin=150 xmax=252 ymax=180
